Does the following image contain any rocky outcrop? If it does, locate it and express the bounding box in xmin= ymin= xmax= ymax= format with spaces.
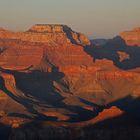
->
xmin=0 ymin=24 xmax=140 ymax=140
xmin=117 ymin=51 xmax=130 ymax=62
xmin=0 ymin=24 xmax=93 ymax=73
xmin=41 ymin=44 xmax=97 ymax=74
xmin=0 ymin=24 xmax=140 ymax=125
xmin=93 ymin=106 xmax=124 ymax=123
xmin=0 ymin=24 xmax=91 ymax=46
xmin=120 ymin=27 xmax=140 ymax=46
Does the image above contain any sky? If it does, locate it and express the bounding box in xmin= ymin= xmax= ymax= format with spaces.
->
xmin=0 ymin=0 xmax=140 ymax=39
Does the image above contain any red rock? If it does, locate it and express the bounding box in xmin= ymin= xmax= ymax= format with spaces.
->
xmin=91 ymin=106 xmax=124 ymax=124
xmin=0 ymin=24 xmax=140 ymax=124
xmin=0 ymin=24 xmax=91 ymax=46
xmin=0 ymin=24 xmax=93 ymax=73
xmin=120 ymin=27 xmax=140 ymax=46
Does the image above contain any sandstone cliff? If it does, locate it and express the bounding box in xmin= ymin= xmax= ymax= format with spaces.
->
xmin=0 ymin=24 xmax=140 ymax=127
xmin=0 ymin=24 xmax=91 ymax=46
xmin=120 ymin=27 xmax=140 ymax=46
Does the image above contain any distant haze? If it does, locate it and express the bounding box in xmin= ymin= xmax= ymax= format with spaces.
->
xmin=0 ymin=0 xmax=140 ymax=39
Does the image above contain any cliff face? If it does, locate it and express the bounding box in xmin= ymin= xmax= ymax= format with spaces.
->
xmin=0 ymin=41 xmax=43 ymax=70
xmin=0 ymin=24 xmax=140 ymax=127
xmin=0 ymin=24 xmax=93 ymax=72
xmin=0 ymin=24 xmax=91 ymax=46
xmin=120 ymin=27 xmax=140 ymax=46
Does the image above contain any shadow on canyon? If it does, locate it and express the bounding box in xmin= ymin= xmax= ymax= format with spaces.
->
xmin=0 ymin=67 xmax=96 ymax=122
xmin=0 ymin=123 xmax=11 ymax=140
xmin=0 ymin=67 xmax=140 ymax=122
xmin=0 ymin=97 xmax=140 ymax=140
xmin=85 ymin=36 xmax=140 ymax=70
xmin=63 ymin=26 xmax=85 ymax=45
xmin=108 ymin=95 xmax=140 ymax=117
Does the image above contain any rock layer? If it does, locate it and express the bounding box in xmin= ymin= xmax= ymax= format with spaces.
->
xmin=120 ymin=27 xmax=140 ymax=46
xmin=0 ymin=24 xmax=91 ymax=46
xmin=0 ymin=24 xmax=140 ymax=124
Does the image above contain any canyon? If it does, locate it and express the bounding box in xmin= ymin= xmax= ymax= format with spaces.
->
xmin=0 ymin=24 xmax=140 ymax=140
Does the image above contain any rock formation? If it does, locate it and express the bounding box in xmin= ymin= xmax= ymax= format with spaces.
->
xmin=0 ymin=24 xmax=140 ymax=131
xmin=120 ymin=27 xmax=140 ymax=46
xmin=0 ymin=24 xmax=91 ymax=46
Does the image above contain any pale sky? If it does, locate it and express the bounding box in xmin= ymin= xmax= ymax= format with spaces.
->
xmin=0 ymin=0 xmax=140 ymax=38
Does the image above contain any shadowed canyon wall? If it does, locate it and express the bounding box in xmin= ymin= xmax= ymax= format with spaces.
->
xmin=0 ymin=25 xmax=140 ymax=140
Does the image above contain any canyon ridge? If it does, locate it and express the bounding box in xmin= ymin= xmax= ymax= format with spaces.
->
xmin=0 ymin=24 xmax=140 ymax=140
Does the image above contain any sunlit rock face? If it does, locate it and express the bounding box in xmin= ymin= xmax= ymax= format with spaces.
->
xmin=120 ymin=27 xmax=140 ymax=46
xmin=29 ymin=24 xmax=91 ymax=46
xmin=0 ymin=24 xmax=140 ymax=128
xmin=0 ymin=25 xmax=99 ymax=122
xmin=0 ymin=24 xmax=91 ymax=46
xmin=0 ymin=25 xmax=94 ymax=73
